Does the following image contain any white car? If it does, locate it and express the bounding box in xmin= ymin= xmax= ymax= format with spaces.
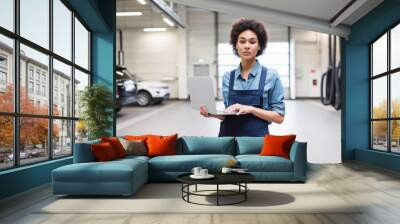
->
xmin=136 ymin=81 xmax=170 ymax=106
xmin=116 ymin=66 xmax=171 ymax=106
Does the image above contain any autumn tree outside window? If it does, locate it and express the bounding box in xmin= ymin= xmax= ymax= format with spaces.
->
xmin=0 ymin=0 xmax=91 ymax=170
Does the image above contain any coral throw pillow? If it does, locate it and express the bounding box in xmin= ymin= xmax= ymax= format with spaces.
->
xmin=259 ymin=134 xmax=296 ymax=159
xmin=91 ymin=142 xmax=117 ymax=162
xmin=146 ymin=134 xmax=178 ymax=157
xmin=101 ymin=137 xmax=127 ymax=158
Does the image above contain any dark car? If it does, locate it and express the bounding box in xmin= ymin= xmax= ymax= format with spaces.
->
xmin=116 ymin=83 xmax=122 ymax=112
xmin=116 ymin=65 xmax=138 ymax=107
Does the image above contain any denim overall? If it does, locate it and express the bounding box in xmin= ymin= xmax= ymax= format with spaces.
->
xmin=218 ymin=67 xmax=269 ymax=137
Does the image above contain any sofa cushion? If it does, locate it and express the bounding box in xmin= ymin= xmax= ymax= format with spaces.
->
xmin=101 ymin=137 xmax=127 ymax=158
xmin=177 ymin=136 xmax=235 ymax=155
xmin=235 ymin=137 xmax=264 ymax=155
xmin=148 ymin=154 xmax=235 ymax=172
xmin=115 ymin=155 xmax=150 ymax=163
xmin=147 ymin=134 xmax=178 ymax=157
xmin=91 ymin=142 xmax=118 ymax=161
xmin=118 ymin=138 xmax=147 ymax=156
xmin=74 ymin=139 xmax=100 ymax=163
xmin=260 ymin=134 xmax=296 ymax=159
xmin=53 ymin=159 xmax=147 ymax=183
xmin=236 ymin=155 xmax=293 ymax=172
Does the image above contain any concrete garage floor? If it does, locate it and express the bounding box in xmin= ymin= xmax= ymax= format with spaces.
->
xmin=117 ymin=99 xmax=341 ymax=164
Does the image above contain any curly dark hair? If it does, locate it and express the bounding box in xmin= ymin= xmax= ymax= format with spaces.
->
xmin=230 ymin=18 xmax=268 ymax=57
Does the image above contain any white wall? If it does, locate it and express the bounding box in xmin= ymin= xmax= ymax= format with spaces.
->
xmin=117 ymin=29 xmax=180 ymax=98
xmin=293 ymin=29 xmax=329 ymax=98
xmin=187 ymin=8 xmax=217 ymax=94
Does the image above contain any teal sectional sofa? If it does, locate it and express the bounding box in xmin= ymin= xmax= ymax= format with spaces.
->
xmin=52 ymin=136 xmax=307 ymax=196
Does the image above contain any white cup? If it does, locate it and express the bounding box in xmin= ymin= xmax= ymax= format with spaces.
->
xmin=200 ymin=169 xmax=208 ymax=176
xmin=191 ymin=167 xmax=202 ymax=176
xmin=221 ymin=167 xmax=232 ymax=174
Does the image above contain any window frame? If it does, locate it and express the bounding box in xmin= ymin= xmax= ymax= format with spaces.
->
xmin=370 ymin=20 xmax=400 ymax=154
xmin=0 ymin=0 xmax=92 ymax=171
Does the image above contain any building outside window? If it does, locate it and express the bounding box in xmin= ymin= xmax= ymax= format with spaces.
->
xmin=0 ymin=0 xmax=91 ymax=170
xmin=370 ymin=23 xmax=400 ymax=154
xmin=28 ymin=81 xmax=34 ymax=94
xmin=41 ymin=85 xmax=46 ymax=97
xmin=35 ymin=69 xmax=40 ymax=81
xmin=41 ymin=73 xmax=46 ymax=83
xmin=0 ymin=71 xmax=6 ymax=85
xmin=0 ymin=54 xmax=7 ymax=90
xmin=28 ymin=66 xmax=34 ymax=80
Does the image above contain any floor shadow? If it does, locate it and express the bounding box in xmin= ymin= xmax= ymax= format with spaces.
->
xmin=203 ymin=190 xmax=295 ymax=207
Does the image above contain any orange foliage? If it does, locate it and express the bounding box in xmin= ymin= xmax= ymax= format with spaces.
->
xmin=0 ymin=84 xmax=60 ymax=149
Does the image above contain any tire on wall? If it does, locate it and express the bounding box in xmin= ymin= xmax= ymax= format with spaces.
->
xmin=137 ymin=90 xmax=153 ymax=106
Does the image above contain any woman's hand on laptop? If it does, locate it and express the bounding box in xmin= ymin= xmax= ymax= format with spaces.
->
xmin=200 ymin=104 xmax=210 ymax=117
xmin=225 ymin=104 xmax=254 ymax=115
xmin=200 ymin=105 xmax=225 ymax=121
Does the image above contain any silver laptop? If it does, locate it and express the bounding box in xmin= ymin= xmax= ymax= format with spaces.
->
xmin=188 ymin=77 xmax=236 ymax=115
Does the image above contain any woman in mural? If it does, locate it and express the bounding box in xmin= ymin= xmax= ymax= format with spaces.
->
xmin=200 ymin=18 xmax=285 ymax=137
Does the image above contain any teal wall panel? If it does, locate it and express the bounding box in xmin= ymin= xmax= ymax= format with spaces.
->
xmin=91 ymin=0 xmax=116 ymax=136
xmin=0 ymin=158 xmax=72 ymax=199
xmin=0 ymin=0 xmax=116 ymax=200
xmin=343 ymin=0 xmax=400 ymax=172
xmin=355 ymin=149 xmax=400 ymax=172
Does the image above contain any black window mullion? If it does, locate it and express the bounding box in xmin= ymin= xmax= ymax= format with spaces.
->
xmin=13 ymin=0 xmax=20 ymax=167
xmin=387 ymin=29 xmax=391 ymax=153
xmin=370 ymin=45 xmax=374 ymax=149
xmin=49 ymin=0 xmax=54 ymax=160
xmin=71 ymin=10 xmax=76 ymax=154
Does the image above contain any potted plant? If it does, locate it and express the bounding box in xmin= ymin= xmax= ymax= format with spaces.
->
xmin=79 ymin=84 xmax=114 ymax=140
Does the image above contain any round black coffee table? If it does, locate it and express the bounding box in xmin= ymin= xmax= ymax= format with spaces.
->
xmin=177 ymin=173 xmax=255 ymax=206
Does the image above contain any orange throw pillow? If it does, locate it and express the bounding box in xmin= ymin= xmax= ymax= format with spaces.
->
xmin=124 ymin=135 xmax=149 ymax=141
xmin=146 ymin=134 xmax=178 ymax=157
xmin=91 ymin=142 xmax=117 ymax=161
xmin=259 ymin=134 xmax=296 ymax=159
xmin=101 ymin=137 xmax=127 ymax=158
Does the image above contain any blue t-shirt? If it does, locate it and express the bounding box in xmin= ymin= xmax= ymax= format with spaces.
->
xmin=222 ymin=60 xmax=285 ymax=117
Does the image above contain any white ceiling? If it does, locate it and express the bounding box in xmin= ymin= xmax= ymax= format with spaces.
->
xmin=117 ymin=0 xmax=384 ymax=37
xmin=117 ymin=0 xmax=168 ymax=29
xmin=223 ymin=0 xmax=352 ymax=22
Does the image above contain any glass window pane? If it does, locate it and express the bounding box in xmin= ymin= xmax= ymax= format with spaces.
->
xmin=53 ymin=119 xmax=72 ymax=158
xmin=372 ymin=121 xmax=388 ymax=151
xmin=372 ymin=33 xmax=387 ymax=76
xmin=0 ymin=0 xmax=14 ymax=31
xmin=75 ymin=18 xmax=89 ymax=70
xmin=75 ymin=120 xmax=88 ymax=143
xmin=0 ymin=116 xmax=14 ymax=170
xmin=74 ymin=69 xmax=89 ymax=118
xmin=391 ymin=24 xmax=400 ymax=70
xmin=20 ymin=0 xmax=49 ymax=49
xmin=372 ymin=77 xmax=387 ymax=119
xmin=53 ymin=59 xmax=72 ymax=117
xmin=391 ymin=72 xmax=400 ymax=118
xmin=391 ymin=120 xmax=400 ymax=153
xmin=20 ymin=117 xmax=49 ymax=165
xmin=0 ymin=34 xmax=14 ymax=112
xmin=20 ymin=44 xmax=49 ymax=115
xmin=53 ymin=0 xmax=72 ymax=60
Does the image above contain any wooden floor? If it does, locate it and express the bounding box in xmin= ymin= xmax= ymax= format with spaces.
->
xmin=1 ymin=162 xmax=400 ymax=224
